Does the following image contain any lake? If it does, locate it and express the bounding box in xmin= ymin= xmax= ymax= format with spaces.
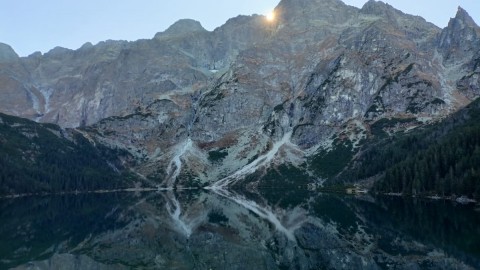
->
xmin=1 ymin=188 xmax=479 ymax=269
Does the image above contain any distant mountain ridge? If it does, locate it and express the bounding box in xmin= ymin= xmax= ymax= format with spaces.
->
xmin=0 ymin=0 xmax=479 ymax=194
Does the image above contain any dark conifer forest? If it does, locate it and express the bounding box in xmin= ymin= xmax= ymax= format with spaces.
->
xmin=345 ymin=98 xmax=480 ymax=199
xmin=0 ymin=113 xmax=132 ymax=195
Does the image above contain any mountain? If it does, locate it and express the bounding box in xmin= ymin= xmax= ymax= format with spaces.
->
xmin=0 ymin=0 xmax=479 ymax=196
xmin=311 ymin=97 xmax=480 ymax=197
xmin=0 ymin=43 xmax=18 ymax=63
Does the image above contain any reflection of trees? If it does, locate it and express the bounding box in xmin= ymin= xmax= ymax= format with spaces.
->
xmin=353 ymin=196 xmax=480 ymax=268
xmin=0 ymin=193 xmax=129 ymax=269
xmin=3 ymin=189 xmax=479 ymax=269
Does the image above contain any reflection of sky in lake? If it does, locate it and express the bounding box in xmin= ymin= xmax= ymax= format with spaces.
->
xmin=1 ymin=189 xmax=479 ymax=269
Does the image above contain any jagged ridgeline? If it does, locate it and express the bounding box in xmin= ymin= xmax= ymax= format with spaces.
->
xmin=0 ymin=113 xmax=134 ymax=194
xmin=0 ymin=0 xmax=479 ymax=196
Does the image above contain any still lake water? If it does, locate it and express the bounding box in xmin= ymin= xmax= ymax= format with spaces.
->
xmin=1 ymin=188 xmax=479 ymax=269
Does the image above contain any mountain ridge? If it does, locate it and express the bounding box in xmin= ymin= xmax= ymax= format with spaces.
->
xmin=5 ymin=1 xmax=477 ymax=59
xmin=0 ymin=0 xmax=479 ymax=194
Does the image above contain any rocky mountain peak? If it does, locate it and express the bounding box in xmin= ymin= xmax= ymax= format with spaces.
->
xmin=156 ymin=19 xmax=207 ymax=38
xmin=274 ymin=0 xmax=354 ymax=25
xmin=79 ymin=42 xmax=94 ymax=50
xmin=0 ymin=43 xmax=19 ymax=62
xmin=438 ymin=6 xmax=479 ymax=54
xmin=276 ymin=0 xmax=344 ymax=9
xmin=45 ymin=46 xmax=73 ymax=57
xmin=1 ymin=0 xmax=480 ymax=191
xmin=27 ymin=51 xmax=42 ymax=58
xmin=453 ymin=7 xmax=479 ymax=29
xmin=360 ymin=0 xmax=403 ymax=19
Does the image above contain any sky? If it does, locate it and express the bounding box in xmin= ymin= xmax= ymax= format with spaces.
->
xmin=1 ymin=0 xmax=479 ymax=57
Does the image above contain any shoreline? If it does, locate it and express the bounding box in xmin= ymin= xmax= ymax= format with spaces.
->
xmin=1 ymin=187 xmax=478 ymax=207
xmin=379 ymin=192 xmax=478 ymax=205
xmin=0 ymin=186 xmax=202 ymax=200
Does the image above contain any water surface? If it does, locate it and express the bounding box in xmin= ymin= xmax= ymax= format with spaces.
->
xmin=1 ymin=189 xmax=479 ymax=269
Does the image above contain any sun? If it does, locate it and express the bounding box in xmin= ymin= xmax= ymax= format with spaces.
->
xmin=266 ymin=11 xmax=275 ymax=22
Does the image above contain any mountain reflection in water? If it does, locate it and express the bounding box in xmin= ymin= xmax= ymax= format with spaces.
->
xmin=1 ymin=188 xmax=479 ymax=270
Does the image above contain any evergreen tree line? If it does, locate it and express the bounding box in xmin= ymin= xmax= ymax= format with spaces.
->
xmin=375 ymin=125 xmax=480 ymax=197
xmin=342 ymin=98 xmax=480 ymax=199
xmin=0 ymin=113 xmax=132 ymax=195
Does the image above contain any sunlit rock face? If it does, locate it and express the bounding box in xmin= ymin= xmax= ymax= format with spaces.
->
xmin=0 ymin=0 xmax=479 ymax=186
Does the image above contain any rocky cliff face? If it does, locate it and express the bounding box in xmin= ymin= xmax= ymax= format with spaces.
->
xmin=1 ymin=0 xmax=479 ymax=187
xmin=0 ymin=14 xmax=270 ymax=128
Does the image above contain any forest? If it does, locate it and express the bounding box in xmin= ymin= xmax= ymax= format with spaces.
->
xmin=343 ymin=98 xmax=480 ymax=199
xmin=0 ymin=113 xmax=133 ymax=195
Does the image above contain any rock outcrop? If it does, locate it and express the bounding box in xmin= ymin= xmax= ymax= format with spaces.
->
xmin=0 ymin=43 xmax=19 ymax=63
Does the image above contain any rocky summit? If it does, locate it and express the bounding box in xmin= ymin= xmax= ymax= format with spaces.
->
xmin=0 ymin=0 xmax=479 ymax=189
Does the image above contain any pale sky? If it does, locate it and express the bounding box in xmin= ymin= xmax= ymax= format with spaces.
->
xmin=0 ymin=0 xmax=479 ymax=57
